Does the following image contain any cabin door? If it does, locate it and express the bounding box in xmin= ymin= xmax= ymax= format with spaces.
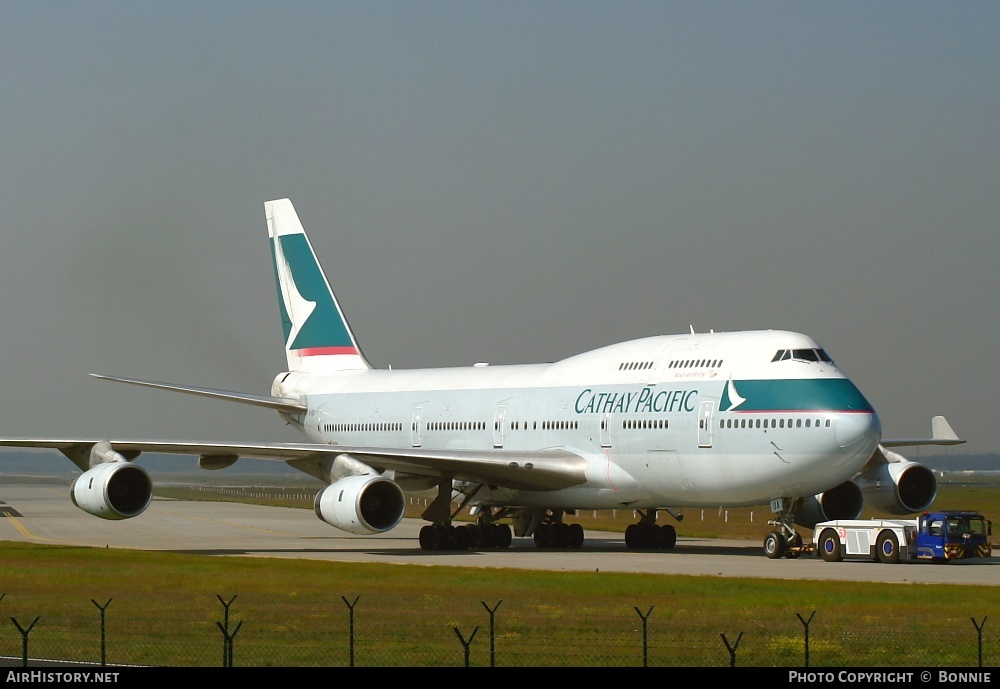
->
xmin=410 ymin=407 xmax=423 ymax=447
xmin=493 ymin=405 xmax=507 ymax=448
xmin=697 ymin=401 xmax=715 ymax=448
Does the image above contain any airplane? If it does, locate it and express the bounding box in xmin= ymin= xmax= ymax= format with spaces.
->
xmin=0 ymin=199 xmax=965 ymax=558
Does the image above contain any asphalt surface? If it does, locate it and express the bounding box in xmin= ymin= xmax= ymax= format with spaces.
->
xmin=1 ymin=483 xmax=997 ymax=585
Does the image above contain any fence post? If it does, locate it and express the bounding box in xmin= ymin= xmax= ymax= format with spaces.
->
xmin=215 ymin=620 xmax=243 ymax=667
xmin=481 ymin=600 xmax=502 ymax=667
xmin=971 ymin=616 xmax=987 ymax=668
xmin=217 ymin=595 xmax=239 ymax=667
xmin=796 ymin=611 xmax=816 ymax=668
xmin=10 ymin=616 xmax=40 ymax=668
xmin=341 ymin=595 xmax=360 ymax=667
xmin=91 ymin=598 xmax=112 ymax=666
xmin=720 ymin=632 xmax=743 ymax=667
xmin=453 ymin=626 xmax=479 ymax=667
xmin=634 ymin=606 xmax=654 ymax=667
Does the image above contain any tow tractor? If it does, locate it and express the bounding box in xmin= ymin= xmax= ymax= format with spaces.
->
xmin=811 ymin=510 xmax=992 ymax=564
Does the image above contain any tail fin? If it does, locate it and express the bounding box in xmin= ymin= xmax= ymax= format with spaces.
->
xmin=265 ymin=199 xmax=371 ymax=373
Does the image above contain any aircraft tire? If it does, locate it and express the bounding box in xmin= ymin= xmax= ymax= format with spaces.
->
xmin=419 ymin=524 xmax=435 ymax=551
xmin=424 ymin=524 xmax=455 ymax=551
xmin=624 ymin=524 xmax=640 ymax=549
xmin=493 ymin=523 xmax=512 ymax=548
xmin=659 ymin=524 xmax=677 ymax=550
xmin=568 ymin=523 xmax=585 ymax=548
xmin=455 ymin=524 xmax=474 ymax=551
xmin=818 ymin=529 xmax=842 ymax=562
xmin=876 ymin=530 xmax=900 ymax=564
xmin=763 ymin=531 xmax=785 ymax=559
xmin=471 ymin=524 xmax=488 ymax=548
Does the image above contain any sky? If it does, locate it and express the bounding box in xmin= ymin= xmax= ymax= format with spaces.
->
xmin=0 ymin=2 xmax=997 ymax=458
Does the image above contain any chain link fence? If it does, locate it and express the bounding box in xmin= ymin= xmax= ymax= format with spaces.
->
xmin=0 ymin=593 xmax=994 ymax=667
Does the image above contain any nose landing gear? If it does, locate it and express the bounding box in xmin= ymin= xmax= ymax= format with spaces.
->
xmin=764 ymin=499 xmax=806 ymax=559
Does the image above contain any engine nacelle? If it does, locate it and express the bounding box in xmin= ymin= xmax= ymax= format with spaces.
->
xmin=71 ymin=462 xmax=153 ymax=520
xmin=792 ymin=480 xmax=864 ymax=528
xmin=313 ymin=474 xmax=406 ymax=535
xmin=857 ymin=455 xmax=937 ymax=515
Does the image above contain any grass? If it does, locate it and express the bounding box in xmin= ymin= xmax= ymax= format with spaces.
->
xmin=0 ymin=536 xmax=997 ymax=666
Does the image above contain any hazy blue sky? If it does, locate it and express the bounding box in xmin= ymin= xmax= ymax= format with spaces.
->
xmin=1 ymin=2 xmax=997 ymax=458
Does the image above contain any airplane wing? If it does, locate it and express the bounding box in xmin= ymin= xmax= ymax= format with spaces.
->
xmin=880 ymin=415 xmax=965 ymax=448
xmin=0 ymin=439 xmax=589 ymax=492
xmin=88 ymin=374 xmax=307 ymax=414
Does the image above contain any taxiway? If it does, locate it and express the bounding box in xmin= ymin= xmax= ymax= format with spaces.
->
xmin=1 ymin=484 xmax=996 ymax=585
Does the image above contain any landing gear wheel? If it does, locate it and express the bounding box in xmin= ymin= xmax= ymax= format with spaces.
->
xmin=418 ymin=524 xmax=435 ymax=551
xmin=455 ymin=524 xmax=474 ymax=550
xmin=763 ymin=531 xmax=786 ymax=559
xmin=533 ymin=523 xmax=549 ymax=548
xmin=471 ymin=524 xmax=488 ymax=548
xmin=494 ymin=523 xmax=512 ymax=548
xmin=433 ymin=524 xmax=456 ymax=551
xmin=568 ymin=523 xmax=585 ymax=548
xmin=876 ymin=530 xmax=900 ymax=564
xmin=418 ymin=524 xmax=464 ymax=551
xmin=818 ymin=528 xmax=842 ymax=562
xmin=659 ymin=524 xmax=677 ymax=550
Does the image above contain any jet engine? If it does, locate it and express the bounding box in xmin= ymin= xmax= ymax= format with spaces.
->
xmin=313 ymin=474 xmax=406 ymax=535
xmin=792 ymin=480 xmax=864 ymax=528
xmin=71 ymin=461 xmax=153 ymax=520
xmin=856 ymin=449 xmax=937 ymax=515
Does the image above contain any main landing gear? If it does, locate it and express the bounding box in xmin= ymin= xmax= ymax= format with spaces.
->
xmin=418 ymin=521 xmax=512 ymax=551
xmin=532 ymin=518 xmax=585 ymax=548
xmin=417 ymin=481 xmax=512 ymax=551
xmin=624 ymin=509 xmax=678 ymax=550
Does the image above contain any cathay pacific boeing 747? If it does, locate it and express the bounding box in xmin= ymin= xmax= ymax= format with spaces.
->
xmin=0 ymin=200 xmax=965 ymax=557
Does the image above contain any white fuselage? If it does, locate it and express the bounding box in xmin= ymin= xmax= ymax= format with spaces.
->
xmin=275 ymin=329 xmax=881 ymax=511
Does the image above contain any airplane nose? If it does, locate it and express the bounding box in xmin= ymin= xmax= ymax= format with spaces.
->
xmin=836 ymin=412 xmax=882 ymax=451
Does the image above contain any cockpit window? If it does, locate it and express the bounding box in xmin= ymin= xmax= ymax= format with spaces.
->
xmin=772 ymin=348 xmax=834 ymax=364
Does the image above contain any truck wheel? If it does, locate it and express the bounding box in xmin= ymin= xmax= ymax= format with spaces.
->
xmin=876 ymin=531 xmax=900 ymax=564
xmin=818 ymin=529 xmax=842 ymax=562
xmin=763 ymin=531 xmax=785 ymax=559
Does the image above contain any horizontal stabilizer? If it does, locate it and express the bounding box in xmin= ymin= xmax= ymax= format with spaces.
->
xmin=881 ymin=415 xmax=965 ymax=447
xmin=90 ymin=374 xmax=307 ymax=414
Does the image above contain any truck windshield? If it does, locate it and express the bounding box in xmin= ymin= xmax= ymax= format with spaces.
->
xmin=946 ymin=517 xmax=986 ymax=537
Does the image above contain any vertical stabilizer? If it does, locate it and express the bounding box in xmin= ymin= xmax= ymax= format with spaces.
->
xmin=265 ymin=199 xmax=371 ymax=372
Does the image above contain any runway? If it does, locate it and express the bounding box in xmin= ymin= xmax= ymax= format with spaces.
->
xmin=1 ymin=483 xmax=997 ymax=585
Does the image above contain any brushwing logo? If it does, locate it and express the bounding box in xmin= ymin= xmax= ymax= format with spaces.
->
xmin=271 ymin=234 xmax=357 ymax=355
xmin=273 ymin=233 xmax=316 ymax=350
xmin=720 ymin=378 xmax=746 ymax=412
